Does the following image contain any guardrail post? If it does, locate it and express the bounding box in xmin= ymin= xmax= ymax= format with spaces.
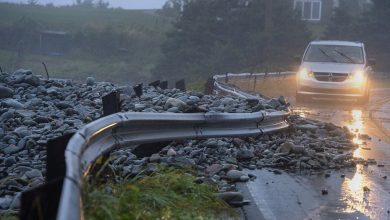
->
xmin=204 ymin=77 xmax=215 ymax=95
xmin=160 ymin=81 xmax=168 ymax=90
xmin=133 ymin=83 xmax=143 ymax=97
xmin=175 ymin=79 xmax=186 ymax=91
xmin=102 ymin=91 xmax=121 ymax=116
xmin=21 ymin=133 xmax=73 ymax=220
xmin=149 ymin=80 xmax=160 ymax=88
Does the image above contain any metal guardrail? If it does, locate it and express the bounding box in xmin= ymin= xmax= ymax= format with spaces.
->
xmin=58 ymin=111 xmax=289 ymax=220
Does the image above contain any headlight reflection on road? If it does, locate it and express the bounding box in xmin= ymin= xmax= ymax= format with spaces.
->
xmin=347 ymin=110 xmax=363 ymax=140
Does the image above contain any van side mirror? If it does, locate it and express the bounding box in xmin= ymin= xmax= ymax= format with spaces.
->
xmin=294 ymin=55 xmax=301 ymax=63
xmin=368 ymin=58 xmax=376 ymax=66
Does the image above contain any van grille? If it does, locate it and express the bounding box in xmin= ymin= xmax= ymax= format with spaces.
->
xmin=314 ymin=72 xmax=349 ymax=82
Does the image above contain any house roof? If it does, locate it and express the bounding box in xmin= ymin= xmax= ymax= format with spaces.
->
xmin=310 ymin=40 xmax=363 ymax=47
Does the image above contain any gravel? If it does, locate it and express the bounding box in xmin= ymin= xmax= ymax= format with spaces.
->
xmin=0 ymin=69 xmax=360 ymax=212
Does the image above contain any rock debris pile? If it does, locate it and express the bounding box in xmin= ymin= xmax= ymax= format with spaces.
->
xmin=0 ymin=70 xmax=357 ymax=212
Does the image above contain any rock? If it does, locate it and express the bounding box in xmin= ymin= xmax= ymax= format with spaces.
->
xmin=267 ymin=98 xmax=280 ymax=108
xmin=13 ymin=69 xmax=32 ymax=76
xmin=296 ymin=124 xmax=318 ymax=131
xmin=215 ymin=191 xmax=243 ymax=202
xmin=149 ymin=154 xmax=160 ymax=163
xmin=321 ymin=189 xmax=328 ymax=195
xmin=280 ymin=142 xmax=293 ymax=154
xmin=134 ymin=104 xmax=146 ymax=111
xmin=14 ymin=126 xmax=32 ymax=138
xmin=34 ymin=116 xmax=51 ymax=123
xmin=9 ymin=193 xmax=21 ymax=209
xmin=221 ymin=97 xmax=234 ymax=106
xmin=5 ymin=156 xmax=16 ymax=166
xmin=236 ymin=149 xmax=254 ymax=160
xmin=167 ymin=107 xmax=179 ymax=113
xmin=164 ymin=98 xmax=187 ymax=110
xmin=0 ymin=195 xmax=13 ymax=209
xmin=86 ymin=77 xmax=96 ymax=86
xmin=0 ymin=110 xmax=14 ymax=122
xmin=23 ymin=75 xmax=40 ymax=86
xmin=0 ymin=86 xmax=13 ymax=98
xmin=25 ymin=169 xmax=43 ymax=179
xmin=239 ymin=175 xmax=250 ymax=182
xmin=292 ymin=145 xmax=305 ymax=154
xmin=206 ymin=164 xmax=223 ymax=176
xmin=226 ymin=170 xmax=246 ymax=181
xmin=278 ymin=96 xmax=287 ymax=105
xmin=167 ymin=148 xmax=177 ymax=157
xmin=2 ymin=98 xmax=24 ymax=109
xmin=55 ymin=101 xmax=73 ymax=110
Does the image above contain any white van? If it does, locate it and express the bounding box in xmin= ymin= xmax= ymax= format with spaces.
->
xmin=296 ymin=40 xmax=375 ymax=103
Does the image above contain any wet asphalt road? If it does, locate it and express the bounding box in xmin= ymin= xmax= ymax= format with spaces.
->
xmin=233 ymin=77 xmax=390 ymax=220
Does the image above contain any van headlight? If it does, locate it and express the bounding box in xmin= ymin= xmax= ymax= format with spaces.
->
xmin=349 ymin=70 xmax=365 ymax=85
xmin=298 ymin=68 xmax=314 ymax=80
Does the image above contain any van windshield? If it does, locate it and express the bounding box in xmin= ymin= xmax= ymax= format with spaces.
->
xmin=304 ymin=45 xmax=364 ymax=64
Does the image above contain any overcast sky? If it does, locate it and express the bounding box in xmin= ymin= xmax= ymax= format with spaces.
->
xmin=0 ymin=0 xmax=167 ymax=9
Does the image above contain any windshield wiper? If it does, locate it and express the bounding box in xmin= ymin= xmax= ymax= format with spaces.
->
xmin=318 ymin=48 xmax=337 ymax=62
xmin=333 ymin=49 xmax=356 ymax=64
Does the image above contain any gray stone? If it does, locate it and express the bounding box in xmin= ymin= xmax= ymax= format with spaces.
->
xmin=239 ymin=175 xmax=250 ymax=182
xmin=2 ymin=98 xmax=24 ymax=109
xmin=149 ymin=154 xmax=160 ymax=163
xmin=25 ymin=169 xmax=43 ymax=179
xmin=236 ymin=149 xmax=254 ymax=160
xmin=226 ymin=170 xmax=245 ymax=181
xmin=221 ymin=97 xmax=234 ymax=106
xmin=167 ymin=107 xmax=179 ymax=113
xmin=23 ymin=75 xmax=40 ymax=86
xmin=9 ymin=192 xmax=21 ymax=209
xmin=164 ymin=98 xmax=187 ymax=110
xmin=0 ymin=86 xmax=13 ymax=98
xmin=167 ymin=148 xmax=177 ymax=156
xmin=134 ymin=104 xmax=146 ymax=111
xmin=0 ymin=195 xmax=13 ymax=209
xmin=0 ymin=110 xmax=14 ymax=122
xmin=13 ymin=69 xmax=32 ymax=76
xmin=206 ymin=164 xmax=223 ymax=176
xmin=55 ymin=101 xmax=73 ymax=110
xmin=280 ymin=142 xmax=293 ymax=154
xmin=86 ymin=77 xmax=96 ymax=86
xmin=215 ymin=191 xmax=243 ymax=202
xmin=5 ymin=156 xmax=16 ymax=166
xmin=296 ymin=124 xmax=318 ymax=131
xmin=14 ymin=126 xmax=32 ymax=138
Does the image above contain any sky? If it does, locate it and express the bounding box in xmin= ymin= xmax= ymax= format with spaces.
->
xmin=0 ymin=0 xmax=168 ymax=9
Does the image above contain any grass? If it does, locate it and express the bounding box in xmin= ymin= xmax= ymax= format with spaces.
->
xmin=83 ymin=167 xmax=237 ymax=220
xmin=0 ymin=3 xmax=173 ymax=83
xmin=0 ymin=214 xmax=18 ymax=220
xmin=0 ymin=3 xmax=171 ymax=32
xmin=0 ymin=48 xmax=157 ymax=83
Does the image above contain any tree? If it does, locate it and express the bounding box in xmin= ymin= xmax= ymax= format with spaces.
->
xmin=356 ymin=0 xmax=390 ymax=71
xmin=324 ymin=0 xmax=354 ymax=40
xmin=96 ymin=0 xmax=109 ymax=9
xmin=27 ymin=0 xmax=38 ymax=5
xmin=153 ymin=0 xmax=311 ymax=81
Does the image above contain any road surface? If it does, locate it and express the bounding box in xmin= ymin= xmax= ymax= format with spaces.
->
xmin=233 ymin=76 xmax=390 ymax=220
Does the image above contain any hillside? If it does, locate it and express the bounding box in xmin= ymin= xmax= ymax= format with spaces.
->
xmin=0 ymin=3 xmax=172 ymax=83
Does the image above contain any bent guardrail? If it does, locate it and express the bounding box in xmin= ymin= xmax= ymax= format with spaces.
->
xmin=58 ymin=111 xmax=289 ymax=220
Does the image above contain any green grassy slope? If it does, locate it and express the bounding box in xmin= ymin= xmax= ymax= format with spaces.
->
xmin=0 ymin=3 xmax=172 ymax=83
